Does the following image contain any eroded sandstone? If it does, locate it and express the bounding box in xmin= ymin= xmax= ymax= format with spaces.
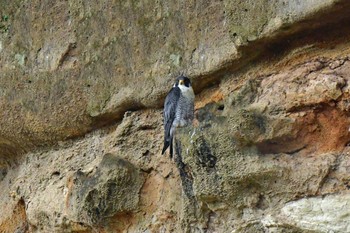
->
xmin=1 ymin=1 xmax=350 ymax=233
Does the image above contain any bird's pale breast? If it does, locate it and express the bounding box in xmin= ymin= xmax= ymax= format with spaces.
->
xmin=174 ymin=87 xmax=194 ymax=127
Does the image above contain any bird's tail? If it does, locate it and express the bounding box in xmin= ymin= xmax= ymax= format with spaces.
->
xmin=170 ymin=138 xmax=173 ymax=159
xmin=162 ymin=136 xmax=174 ymax=158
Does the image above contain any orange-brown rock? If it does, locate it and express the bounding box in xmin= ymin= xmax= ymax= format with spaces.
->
xmin=2 ymin=1 xmax=350 ymax=233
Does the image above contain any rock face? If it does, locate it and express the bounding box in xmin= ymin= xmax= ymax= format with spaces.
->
xmin=279 ymin=194 xmax=350 ymax=232
xmin=67 ymin=154 xmax=144 ymax=228
xmin=1 ymin=0 xmax=350 ymax=232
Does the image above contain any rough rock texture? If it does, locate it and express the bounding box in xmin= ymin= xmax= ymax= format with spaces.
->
xmin=278 ymin=194 xmax=350 ymax=232
xmin=2 ymin=0 xmax=350 ymax=232
xmin=0 ymin=0 xmax=349 ymax=153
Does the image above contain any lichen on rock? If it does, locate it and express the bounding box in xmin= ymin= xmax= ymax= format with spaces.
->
xmin=67 ymin=153 xmax=144 ymax=226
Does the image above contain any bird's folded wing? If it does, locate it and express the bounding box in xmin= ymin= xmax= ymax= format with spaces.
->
xmin=163 ymin=87 xmax=181 ymax=140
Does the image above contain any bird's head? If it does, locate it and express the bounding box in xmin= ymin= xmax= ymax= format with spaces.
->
xmin=174 ymin=75 xmax=191 ymax=88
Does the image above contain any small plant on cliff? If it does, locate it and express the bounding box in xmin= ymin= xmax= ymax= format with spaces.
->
xmin=0 ymin=15 xmax=10 ymax=33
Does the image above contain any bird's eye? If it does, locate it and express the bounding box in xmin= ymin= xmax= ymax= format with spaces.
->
xmin=179 ymin=80 xmax=184 ymax=85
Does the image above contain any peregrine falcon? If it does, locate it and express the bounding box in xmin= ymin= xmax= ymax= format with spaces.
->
xmin=162 ymin=75 xmax=195 ymax=158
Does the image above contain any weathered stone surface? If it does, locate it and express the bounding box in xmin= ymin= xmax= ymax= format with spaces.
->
xmin=1 ymin=0 xmax=350 ymax=154
xmin=2 ymin=1 xmax=350 ymax=233
xmin=277 ymin=194 xmax=350 ymax=232
xmin=0 ymin=110 xmax=184 ymax=232
xmin=0 ymin=200 xmax=28 ymax=233
xmin=67 ymin=153 xmax=144 ymax=226
xmin=173 ymin=33 xmax=350 ymax=232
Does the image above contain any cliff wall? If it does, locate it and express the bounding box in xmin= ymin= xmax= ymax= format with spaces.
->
xmin=1 ymin=1 xmax=350 ymax=232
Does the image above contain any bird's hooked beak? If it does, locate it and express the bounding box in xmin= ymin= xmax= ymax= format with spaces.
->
xmin=179 ymin=80 xmax=184 ymax=85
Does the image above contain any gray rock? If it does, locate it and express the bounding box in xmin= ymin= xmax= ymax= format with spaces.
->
xmin=67 ymin=153 xmax=144 ymax=225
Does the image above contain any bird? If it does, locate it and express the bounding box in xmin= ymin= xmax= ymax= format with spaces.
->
xmin=162 ymin=75 xmax=195 ymax=158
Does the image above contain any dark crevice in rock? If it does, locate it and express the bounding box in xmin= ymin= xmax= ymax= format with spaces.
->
xmin=257 ymin=137 xmax=308 ymax=155
xmin=0 ymin=167 xmax=7 ymax=182
xmin=0 ymin=138 xmax=28 ymax=172
xmin=174 ymin=139 xmax=195 ymax=201
xmin=284 ymin=145 xmax=308 ymax=155
xmin=90 ymin=105 xmax=146 ymax=133
xmin=217 ymin=105 xmax=224 ymax=111
xmin=57 ymin=42 xmax=77 ymax=69
xmin=140 ymin=166 xmax=153 ymax=174
xmin=287 ymin=103 xmax=326 ymax=113
xmin=175 ymin=139 xmax=203 ymax=231
xmin=196 ymin=102 xmax=227 ymax=128
xmin=194 ymin=137 xmax=217 ymax=169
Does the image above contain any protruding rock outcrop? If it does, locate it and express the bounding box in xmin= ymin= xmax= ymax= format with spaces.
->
xmin=1 ymin=1 xmax=350 ymax=232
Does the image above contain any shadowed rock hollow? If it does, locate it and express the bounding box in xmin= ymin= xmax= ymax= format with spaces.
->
xmin=1 ymin=0 xmax=350 ymax=232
